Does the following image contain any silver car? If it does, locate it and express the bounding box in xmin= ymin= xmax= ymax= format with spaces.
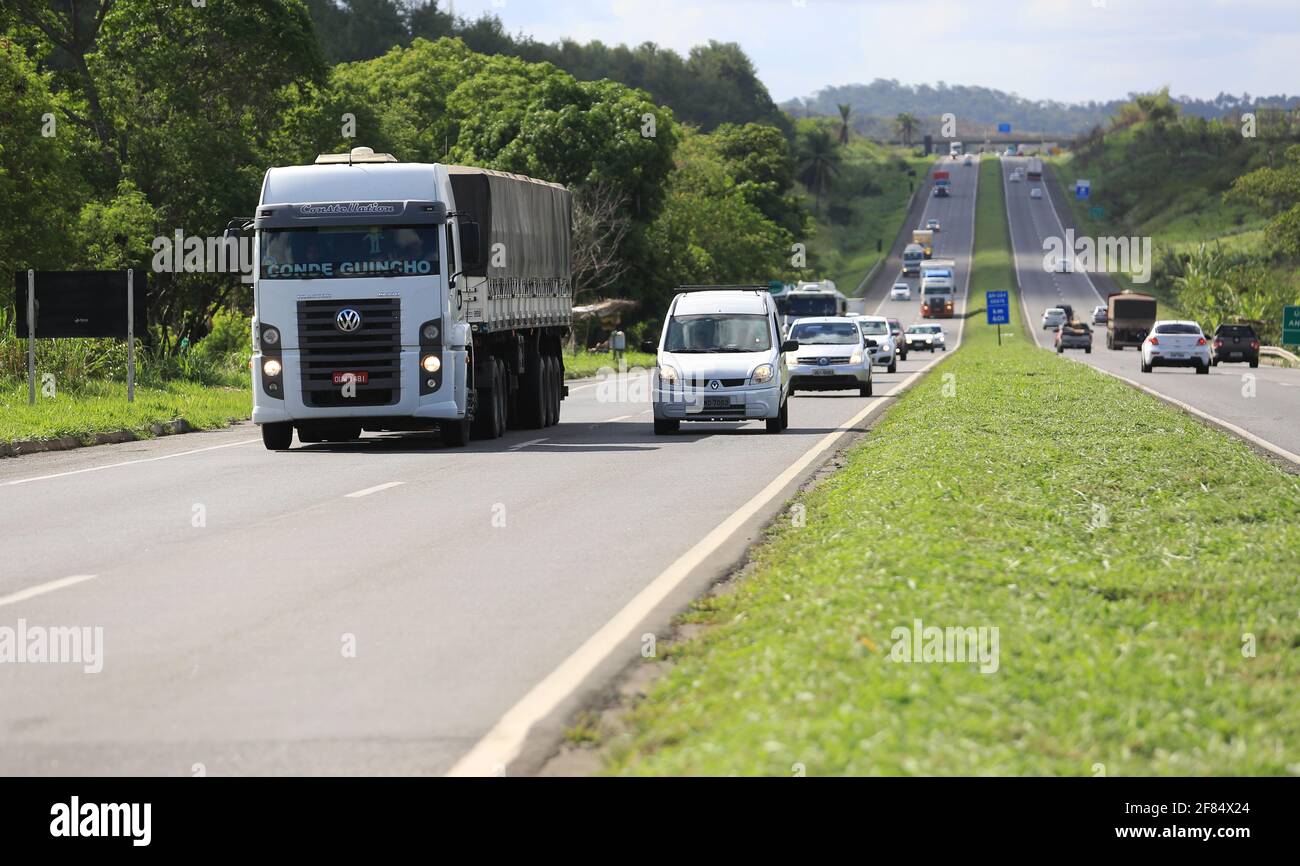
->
xmin=1042 ymin=307 xmax=1067 ymax=330
xmin=787 ymin=317 xmax=874 ymax=396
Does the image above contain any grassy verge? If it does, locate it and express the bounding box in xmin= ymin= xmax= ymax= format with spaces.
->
xmin=563 ymin=349 xmax=656 ymax=380
xmin=0 ymin=379 xmax=250 ymax=445
xmin=806 ymin=144 xmax=933 ymax=293
xmin=603 ymin=157 xmax=1300 ymax=775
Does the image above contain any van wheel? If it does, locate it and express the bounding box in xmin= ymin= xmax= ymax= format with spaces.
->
xmin=779 ymin=399 xmax=789 ymax=430
xmin=653 ymin=419 xmax=679 ymax=435
xmin=262 ymin=422 xmax=292 ymax=450
xmin=860 ymin=379 xmax=873 ymax=397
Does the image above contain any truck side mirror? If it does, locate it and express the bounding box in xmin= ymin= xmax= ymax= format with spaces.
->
xmin=458 ymin=222 xmax=482 ymax=267
xmin=781 ymin=340 xmax=799 ymax=353
xmin=640 ymin=340 xmax=657 ymax=354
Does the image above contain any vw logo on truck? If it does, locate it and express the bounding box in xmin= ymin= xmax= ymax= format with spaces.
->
xmin=334 ymin=308 xmax=362 ymax=333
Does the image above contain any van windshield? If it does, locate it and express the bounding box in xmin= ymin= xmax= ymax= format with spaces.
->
xmin=664 ymin=314 xmax=771 ymax=353
xmin=260 ymin=225 xmax=440 ymax=280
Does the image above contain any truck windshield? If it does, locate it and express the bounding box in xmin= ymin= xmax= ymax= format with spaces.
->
xmin=781 ymin=295 xmax=838 ymax=317
xmin=664 ymin=314 xmax=771 ymax=352
xmin=790 ymin=321 xmax=860 ymax=345
xmin=260 ymin=225 xmax=440 ymax=280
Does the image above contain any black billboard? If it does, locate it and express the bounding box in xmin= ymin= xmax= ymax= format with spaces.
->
xmin=12 ymin=271 xmax=146 ymax=339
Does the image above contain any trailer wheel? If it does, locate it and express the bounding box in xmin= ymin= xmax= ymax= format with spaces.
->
xmin=548 ymin=355 xmax=562 ymax=425
xmin=516 ymin=346 xmax=546 ymax=429
xmin=262 ymin=422 xmax=293 ymax=451
xmin=539 ymin=356 xmax=555 ymax=427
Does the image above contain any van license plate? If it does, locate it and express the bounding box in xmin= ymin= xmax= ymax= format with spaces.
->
xmin=703 ymin=396 xmax=731 ymax=409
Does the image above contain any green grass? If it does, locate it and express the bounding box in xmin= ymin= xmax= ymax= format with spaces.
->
xmin=805 ymin=143 xmax=933 ymax=294
xmin=603 ymin=157 xmax=1300 ymax=776
xmin=563 ymin=349 xmax=657 ymax=380
xmin=0 ymin=379 xmax=251 ymax=444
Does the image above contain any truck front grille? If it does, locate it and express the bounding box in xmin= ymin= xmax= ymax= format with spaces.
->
xmin=297 ymin=298 xmax=401 ymax=408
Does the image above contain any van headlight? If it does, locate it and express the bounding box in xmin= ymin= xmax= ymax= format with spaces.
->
xmin=658 ymin=365 xmax=678 ymax=383
xmin=751 ymin=363 xmax=774 ymax=384
xmin=850 ymin=351 xmax=864 ymax=365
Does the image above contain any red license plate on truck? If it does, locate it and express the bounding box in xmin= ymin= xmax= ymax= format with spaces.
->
xmin=332 ymin=371 xmax=369 ymax=385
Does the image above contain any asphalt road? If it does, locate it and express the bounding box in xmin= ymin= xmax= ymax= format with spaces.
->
xmin=1001 ymin=156 xmax=1300 ymax=461
xmin=0 ymin=163 xmax=978 ymax=778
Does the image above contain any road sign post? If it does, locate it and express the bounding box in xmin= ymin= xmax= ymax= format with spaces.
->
xmin=27 ymin=269 xmax=35 ymax=406
xmin=127 ymin=268 xmax=135 ymax=403
xmin=1283 ymin=305 xmax=1300 ymax=346
xmin=986 ymin=290 xmax=1010 ymax=346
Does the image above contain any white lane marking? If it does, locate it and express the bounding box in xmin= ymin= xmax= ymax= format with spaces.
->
xmin=344 ymin=481 xmax=405 ymax=498
xmin=446 ymin=168 xmax=984 ymax=778
xmin=508 ymin=438 xmax=549 ymax=451
xmin=0 ymin=574 xmax=98 ymax=609
xmin=3 ymin=438 xmax=261 ymax=487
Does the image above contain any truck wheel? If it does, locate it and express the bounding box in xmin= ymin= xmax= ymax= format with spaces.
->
xmin=442 ymin=415 xmax=471 ymax=447
xmin=496 ymin=359 xmax=510 ymax=434
xmin=545 ymin=356 xmax=560 ymax=426
xmin=472 ymin=359 xmax=504 ymax=439
xmin=551 ymin=356 xmax=564 ymax=423
xmin=262 ymin=422 xmax=293 ymax=451
xmin=516 ymin=347 xmax=545 ymax=429
xmin=653 ymin=418 xmax=678 ymax=435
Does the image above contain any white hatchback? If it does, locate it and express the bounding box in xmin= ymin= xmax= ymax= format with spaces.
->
xmin=890 ymin=282 xmax=911 ymax=301
xmin=1042 ymin=307 xmax=1067 ymax=330
xmin=1141 ymin=320 xmax=1211 ymax=374
xmin=1030 ymin=188 xmax=1043 ymax=199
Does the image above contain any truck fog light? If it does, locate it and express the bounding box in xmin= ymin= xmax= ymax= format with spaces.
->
xmin=422 ymin=354 xmax=442 ymax=373
xmin=426 ymin=378 xmax=437 ymax=388
xmin=263 ymin=358 xmax=282 ymax=377
xmin=422 ymin=323 xmax=440 ymax=341
xmin=262 ymin=327 xmax=280 ymax=346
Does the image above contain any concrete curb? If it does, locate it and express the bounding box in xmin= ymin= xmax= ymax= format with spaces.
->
xmin=0 ymin=419 xmax=196 ymax=459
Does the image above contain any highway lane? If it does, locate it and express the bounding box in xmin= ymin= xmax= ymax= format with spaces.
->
xmin=0 ymin=161 xmax=978 ymax=778
xmin=1001 ymin=156 xmax=1300 ymax=461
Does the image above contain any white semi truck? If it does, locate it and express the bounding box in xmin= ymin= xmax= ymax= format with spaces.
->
xmin=243 ymin=147 xmax=572 ymax=449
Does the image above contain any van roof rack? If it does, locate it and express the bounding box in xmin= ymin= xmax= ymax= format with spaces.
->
xmin=674 ymin=285 xmax=769 ymax=293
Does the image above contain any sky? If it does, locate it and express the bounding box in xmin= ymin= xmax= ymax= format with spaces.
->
xmin=445 ymin=0 xmax=1299 ymax=105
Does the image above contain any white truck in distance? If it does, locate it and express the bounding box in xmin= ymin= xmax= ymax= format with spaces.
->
xmin=246 ymin=147 xmax=572 ymax=450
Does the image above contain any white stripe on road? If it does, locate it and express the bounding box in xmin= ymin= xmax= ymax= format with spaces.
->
xmin=0 ymin=574 xmax=98 ymax=609
xmin=344 ymin=481 xmax=405 ymax=498
xmin=508 ymin=438 xmax=549 ymax=452
xmin=3 ymin=438 xmax=261 ymax=487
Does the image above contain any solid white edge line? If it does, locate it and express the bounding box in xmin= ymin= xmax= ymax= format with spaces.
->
xmin=0 ymin=574 xmax=98 ymax=609
xmin=343 ymin=481 xmax=405 ymax=498
xmin=3 ymin=438 xmax=261 ymax=487
xmin=446 ymin=158 xmax=983 ymax=778
xmin=508 ymin=438 xmax=549 ymax=451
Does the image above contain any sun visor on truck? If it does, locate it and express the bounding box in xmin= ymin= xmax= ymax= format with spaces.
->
xmin=253 ymin=201 xmax=448 ymax=229
xmin=447 ymin=166 xmax=572 ymax=279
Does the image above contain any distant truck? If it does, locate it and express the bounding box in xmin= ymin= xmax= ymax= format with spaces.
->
xmin=1026 ymin=157 xmax=1043 ymax=180
xmin=949 ymin=142 xmax=963 ymax=158
xmin=912 ymin=229 xmax=934 ymax=258
xmin=902 ymin=243 xmax=926 ymax=276
xmin=920 ymin=261 xmax=956 ymax=319
xmin=933 ymin=169 xmax=951 ymax=190
xmin=776 ymin=281 xmax=848 ymax=331
xmin=1106 ymin=291 xmax=1157 ymax=349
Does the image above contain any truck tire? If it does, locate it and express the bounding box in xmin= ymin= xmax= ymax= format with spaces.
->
xmin=262 ymin=422 xmax=293 ymax=450
xmin=442 ymin=415 xmax=471 ymax=447
xmin=551 ymin=356 xmax=564 ymax=424
xmin=472 ymin=359 xmax=506 ymax=439
xmin=653 ymin=418 xmax=679 ymax=435
xmin=544 ymin=356 xmax=559 ymax=427
xmin=515 ymin=347 xmax=545 ymax=429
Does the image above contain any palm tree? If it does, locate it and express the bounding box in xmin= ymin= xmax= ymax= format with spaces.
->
xmin=894 ymin=112 xmax=918 ymax=146
xmin=837 ymin=104 xmax=852 ymax=145
xmin=796 ymin=127 xmax=841 ymax=216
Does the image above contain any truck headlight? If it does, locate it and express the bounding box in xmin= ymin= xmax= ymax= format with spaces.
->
xmin=751 ymin=363 xmax=774 ymax=384
xmin=262 ymin=358 xmax=282 ymax=377
xmin=421 ymin=354 xmax=442 ymax=373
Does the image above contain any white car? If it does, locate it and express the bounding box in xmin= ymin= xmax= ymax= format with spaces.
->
xmin=855 ymin=315 xmax=897 ymax=373
xmin=905 ymin=324 xmax=946 ymax=352
xmin=889 ymin=282 xmax=912 ymax=301
xmin=1030 ymin=188 xmax=1043 ymax=199
xmin=1141 ymin=320 xmax=1211 ymax=375
xmin=925 ymin=219 xmax=941 ymax=232
xmin=787 ymin=317 xmax=874 ymax=396
xmin=1042 ymin=307 xmax=1067 ymax=330
xmin=1010 ymin=171 xmax=1022 ymax=182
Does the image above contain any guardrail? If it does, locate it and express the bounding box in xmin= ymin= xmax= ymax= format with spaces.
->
xmin=1261 ymin=346 xmax=1299 ymax=366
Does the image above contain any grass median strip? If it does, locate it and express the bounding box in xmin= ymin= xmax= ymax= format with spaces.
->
xmin=0 ymin=380 xmax=250 ymax=446
xmin=603 ymin=158 xmax=1300 ymax=775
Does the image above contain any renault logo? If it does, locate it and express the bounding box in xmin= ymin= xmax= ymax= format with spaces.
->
xmin=709 ymin=379 xmax=721 ymax=390
xmin=335 ymin=308 xmax=362 ymax=333
xmin=818 ymin=356 xmax=830 ymax=366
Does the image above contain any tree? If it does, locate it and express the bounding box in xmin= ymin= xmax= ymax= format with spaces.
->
xmin=571 ymin=182 xmax=631 ymax=301
xmin=795 ymin=123 xmax=841 ymax=215
xmin=837 ymin=103 xmax=851 ymax=144
xmin=1228 ymin=143 xmax=1300 ymax=257
xmin=893 ymin=112 xmax=918 ymax=146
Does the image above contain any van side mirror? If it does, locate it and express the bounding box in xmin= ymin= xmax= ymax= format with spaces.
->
xmin=781 ymin=340 xmax=799 ymax=353
xmin=640 ymin=339 xmax=657 ymax=354
xmin=865 ymin=338 xmax=878 ymax=347
xmin=458 ymin=222 xmax=482 ymax=267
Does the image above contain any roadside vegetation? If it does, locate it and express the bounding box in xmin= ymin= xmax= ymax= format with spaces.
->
xmin=563 ymin=349 xmax=657 ymax=380
xmin=603 ymin=157 xmax=1300 ymax=775
xmin=1049 ymin=90 xmax=1300 ymax=345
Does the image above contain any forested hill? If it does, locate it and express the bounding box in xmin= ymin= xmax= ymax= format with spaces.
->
xmin=787 ymin=78 xmax=1300 ymax=136
xmin=304 ymin=0 xmax=787 ymax=133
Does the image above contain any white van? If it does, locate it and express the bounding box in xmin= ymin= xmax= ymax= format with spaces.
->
xmin=648 ymin=287 xmax=797 ymax=435
xmin=902 ymin=244 xmax=925 ymax=276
